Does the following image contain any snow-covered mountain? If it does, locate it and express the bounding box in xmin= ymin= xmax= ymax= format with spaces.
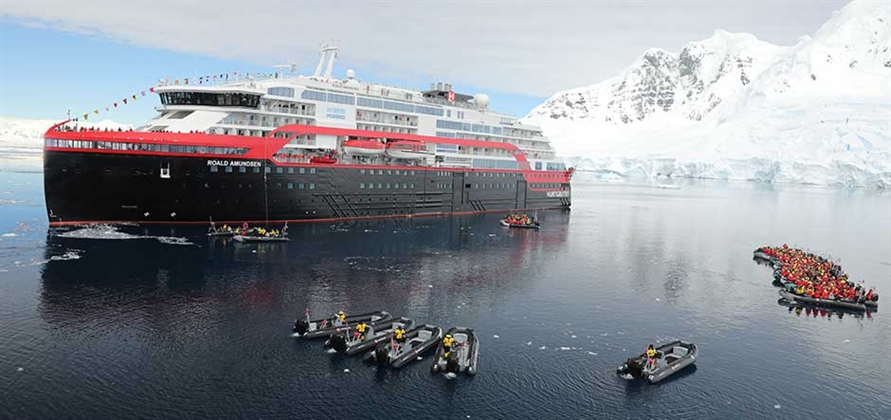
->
xmin=0 ymin=117 xmax=130 ymax=150
xmin=526 ymin=0 xmax=891 ymax=187
xmin=530 ymin=31 xmax=786 ymax=123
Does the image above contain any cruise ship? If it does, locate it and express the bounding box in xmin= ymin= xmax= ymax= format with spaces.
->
xmin=43 ymin=44 xmax=572 ymax=226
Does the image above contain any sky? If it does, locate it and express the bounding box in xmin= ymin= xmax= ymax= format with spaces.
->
xmin=0 ymin=0 xmax=852 ymax=125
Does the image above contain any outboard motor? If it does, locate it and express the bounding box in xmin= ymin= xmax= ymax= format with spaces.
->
xmin=871 ymin=293 xmax=879 ymax=302
xmin=329 ymin=334 xmax=349 ymax=353
xmin=293 ymin=319 xmax=309 ymax=335
xmin=445 ymin=353 xmax=459 ymax=373
xmin=374 ymin=345 xmax=391 ymax=366
xmin=617 ymin=358 xmax=643 ymax=379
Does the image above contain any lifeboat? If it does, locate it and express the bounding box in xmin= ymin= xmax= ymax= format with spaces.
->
xmin=343 ymin=139 xmax=385 ymax=156
xmin=385 ymin=140 xmax=433 ymax=160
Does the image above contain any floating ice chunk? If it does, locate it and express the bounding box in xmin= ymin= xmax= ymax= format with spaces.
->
xmin=843 ymin=339 xmax=850 ymax=343
xmin=587 ymin=352 xmax=598 ymax=356
xmin=493 ymin=335 xmax=499 ymax=338
xmin=559 ymin=347 xmax=571 ymax=351
xmin=539 ymin=346 xmax=547 ymax=350
xmin=344 ymin=369 xmax=350 ymax=373
xmin=17 ymin=367 xmax=23 ymax=372
xmin=774 ymin=404 xmax=781 ymax=409
xmin=429 ymin=285 xmax=433 ymax=288
xmin=571 ymin=335 xmax=577 ymax=339
xmin=526 ymin=341 xmax=532 ymax=346
xmin=655 ymin=298 xmax=661 ymax=302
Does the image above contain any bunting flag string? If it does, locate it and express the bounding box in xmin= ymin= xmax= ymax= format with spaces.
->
xmin=71 ymin=68 xmax=282 ymax=122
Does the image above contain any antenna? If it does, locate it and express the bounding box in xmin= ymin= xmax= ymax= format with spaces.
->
xmin=313 ymin=40 xmax=340 ymax=78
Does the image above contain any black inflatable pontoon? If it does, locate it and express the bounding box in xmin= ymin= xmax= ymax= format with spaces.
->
xmin=776 ymin=298 xmax=871 ymax=318
xmin=325 ymin=317 xmax=413 ymax=355
xmin=778 ymin=290 xmax=869 ymax=312
xmin=363 ymin=324 xmax=443 ymax=368
xmin=617 ymin=340 xmax=697 ymax=384
xmin=292 ymin=310 xmax=391 ymax=339
xmin=500 ymin=219 xmax=540 ymax=230
xmin=430 ymin=327 xmax=479 ymax=376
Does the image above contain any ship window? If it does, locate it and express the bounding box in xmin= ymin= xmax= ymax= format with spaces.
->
xmin=368 ymin=183 xmax=373 ymax=189
xmin=225 ymin=166 xmax=233 ymax=173
xmin=309 ymin=183 xmax=315 ymax=189
xmin=394 ymin=183 xmax=399 ymax=189
xmin=360 ymin=183 xmax=365 ymax=189
xmin=276 ymin=167 xmax=283 ymax=173
xmin=299 ymin=168 xmax=305 ymax=174
xmin=360 ymin=169 xmax=365 ymax=175
xmin=275 ymin=182 xmax=282 ymax=189
xmin=268 ymin=87 xmax=295 ymax=97
xmin=386 ymin=183 xmax=391 ymax=189
xmin=239 ymin=166 xmax=246 ymax=173
xmin=402 ymin=183 xmax=407 ymax=189
xmin=288 ymin=168 xmax=294 ymax=174
xmin=210 ymin=166 xmax=219 ymax=173
xmin=287 ymin=183 xmax=293 ymax=189
xmin=265 ymin=167 xmax=271 ymax=173
xmin=387 ymin=170 xmax=392 ymax=175
xmin=410 ymin=183 xmax=415 ymax=188
xmin=301 ymin=89 xmax=326 ymax=102
xmin=377 ymin=183 xmax=382 ymax=189
xmin=299 ymin=183 xmax=305 ymax=189
xmin=253 ymin=167 xmax=260 ymax=173
xmin=378 ymin=170 xmax=383 ymax=175
xmin=310 ymin=168 xmax=316 ymax=174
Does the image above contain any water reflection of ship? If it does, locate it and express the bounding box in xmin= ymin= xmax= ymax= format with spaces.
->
xmin=38 ymin=213 xmax=570 ymax=327
xmin=292 ymin=212 xmax=571 ymax=319
xmin=777 ymin=297 xmax=876 ymax=320
xmin=38 ymin=228 xmax=217 ymax=326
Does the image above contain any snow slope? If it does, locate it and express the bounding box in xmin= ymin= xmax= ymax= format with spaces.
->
xmin=0 ymin=117 xmax=130 ymax=150
xmin=527 ymin=0 xmax=891 ymax=188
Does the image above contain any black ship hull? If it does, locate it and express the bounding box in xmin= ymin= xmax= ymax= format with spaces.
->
xmin=44 ymin=151 xmax=571 ymax=225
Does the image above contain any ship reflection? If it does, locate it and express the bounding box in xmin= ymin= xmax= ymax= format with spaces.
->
xmin=777 ymin=298 xmax=877 ymax=320
xmin=38 ymin=212 xmax=570 ymax=326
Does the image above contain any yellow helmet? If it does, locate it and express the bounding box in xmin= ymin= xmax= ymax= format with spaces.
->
xmin=445 ymin=334 xmax=452 ymax=338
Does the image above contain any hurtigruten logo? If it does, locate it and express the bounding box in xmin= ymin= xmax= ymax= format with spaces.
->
xmin=546 ymin=191 xmax=570 ymax=198
xmin=207 ymin=159 xmax=262 ymax=167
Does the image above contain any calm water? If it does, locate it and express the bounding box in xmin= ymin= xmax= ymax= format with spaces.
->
xmin=1 ymin=172 xmax=889 ymax=419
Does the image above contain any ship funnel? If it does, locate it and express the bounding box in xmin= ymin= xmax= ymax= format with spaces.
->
xmin=437 ymin=82 xmax=443 ymax=91
xmin=429 ymin=82 xmax=435 ymax=90
xmin=445 ymin=83 xmax=452 ymax=91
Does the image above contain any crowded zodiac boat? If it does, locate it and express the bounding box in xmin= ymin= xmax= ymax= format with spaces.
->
xmin=500 ymin=213 xmax=540 ymax=229
xmin=754 ymin=245 xmax=879 ymax=312
xmin=228 ymin=221 xmax=290 ymax=242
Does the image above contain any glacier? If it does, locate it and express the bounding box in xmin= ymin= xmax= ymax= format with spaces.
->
xmin=526 ymin=0 xmax=891 ymax=188
xmin=0 ymin=117 xmax=130 ymax=172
